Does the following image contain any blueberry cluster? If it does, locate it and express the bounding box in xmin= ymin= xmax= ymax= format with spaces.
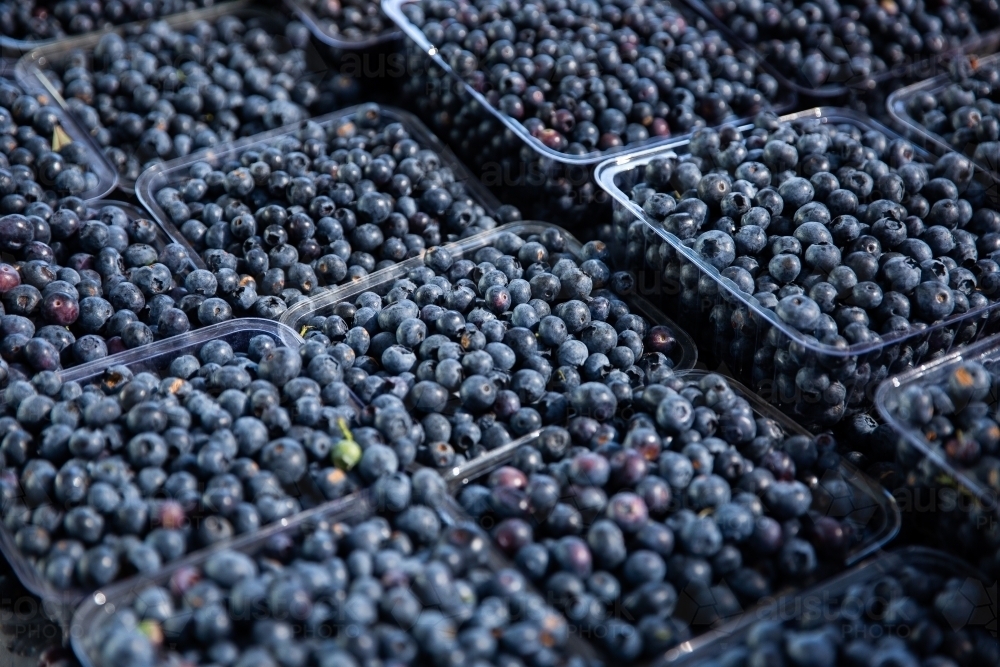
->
xmin=892 ymin=360 xmax=1000 ymax=486
xmin=459 ymin=374 xmax=865 ymax=660
xmin=402 ymin=70 xmax=610 ymax=227
xmin=0 ymin=76 xmax=106 ymax=209
xmin=298 ymin=226 xmax=686 ymax=469
xmin=905 ymin=57 xmax=1000 ymax=171
xmin=404 ymin=0 xmax=783 ymax=155
xmin=702 ymin=556 xmax=999 ymax=667
xmin=701 ymin=0 xmax=999 ymax=89
xmin=0 ymin=0 xmax=210 ymax=42
xmin=0 ymin=203 xmax=203 ymax=381
xmin=298 ymin=0 xmax=393 ymax=43
xmin=0 ymin=334 xmax=427 ymax=592
xmin=92 ymin=500 xmax=592 ymax=667
xmin=39 ymin=15 xmax=355 ymax=184
xmin=157 ymin=103 xmax=521 ymax=322
xmin=619 ymin=113 xmax=1000 ymax=425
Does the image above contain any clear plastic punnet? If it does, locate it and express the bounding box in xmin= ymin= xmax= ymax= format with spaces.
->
xmin=13 ymin=0 xmax=336 ymax=195
xmin=281 ymin=221 xmax=699 ymax=475
xmin=876 ymin=331 xmax=1000 ymax=508
xmin=135 ymin=104 xmax=501 ymax=273
xmin=0 ymin=1 xmax=225 ymax=56
xmin=282 ymin=220 xmax=697 ymax=370
xmin=448 ymin=371 xmax=900 ymax=664
xmin=381 ymin=0 xmax=798 ymax=226
xmin=680 ymin=0 xmax=1000 ymax=99
xmin=661 ymin=546 xmax=994 ymax=664
xmin=284 ymin=0 xmax=403 ymax=49
xmin=596 ymin=107 xmax=1000 ymax=429
xmin=383 ymin=0 xmax=796 ymax=167
xmin=69 ymin=490 xmax=605 ymax=667
xmin=57 ymin=317 xmax=302 ymax=386
xmin=888 ymin=51 xmax=1000 ymax=178
xmin=0 ymin=199 xmax=203 ymax=386
xmin=453 ymin=371 xmax=899 ymax=564
xmin=1 ymin=62 xmax=117 ymax=202
xmin=0 ymin=318 xmax=368 ymax=624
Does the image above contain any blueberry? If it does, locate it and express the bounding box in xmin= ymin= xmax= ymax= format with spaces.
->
xmin=778 ymin=177 xmax=814 ymax=209
xmin=459 ymin=375 xmax=498 ymax=412
xmin=769 ymin=253 xmax=802 ymax=284
xmin=694 ymin=231 xmax=736 ymax=269
xmin=913 ymin=281 xmax=956 ymax=320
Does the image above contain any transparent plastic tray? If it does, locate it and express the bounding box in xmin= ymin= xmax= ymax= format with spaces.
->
xmin=285 ymin=0 xmax=403 ymax=49
xmin=0 ymin=2 xmax=228 ymax=55
xmin=282 ymin=221 xmax=698 ymax=476
xmin=69 ymin=489 xmax=605 ymax=667
xmin=68 ymin=491 xmax=362 ymax=667
xmin=662 ymin=546 xmax=993 ymax=664
xmin=397 ymin=61 xmax=605 ymax=227
xmin=0 ymin=199 xmax=201 ymax=388
xmin=0 ymin=318 xmax=366 ymax=620
xmin=135 ymin=103 xmax=501 ymax=268
xmin=0 ymin=17 xmax=103 ymax=55
xmin=596 ymin=106 xmax=1000 ymax=428
xmin=282 ymin=220 xmax=696 ymax=369
xmin=449 ymin=370 xmax=900 ymax=664
xmin=382 ymin=0 xmax=797 ymax=168
xmin=1 ymin=62 xmax=117 ymax=203
xmin=888 ymin=51 xmax=1000 ymax=177
xmin=13 ymin=0 xmax=327 ymax=195
xmin=681 ymin=0 xmax=1000 ymax=99
xmin=79 ymin=198 xmax=198 ymax=271
xmin=876 ymin=331 xmax=1000 ymax=507
xmin=57 ymin=317 xmax=302 ymax=385
xmin=454 ymin=370 xmax=899 ymax=566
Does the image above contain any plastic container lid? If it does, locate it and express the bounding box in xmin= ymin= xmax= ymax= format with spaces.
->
xmin=382 ymin=0 xmax=797 ymax=167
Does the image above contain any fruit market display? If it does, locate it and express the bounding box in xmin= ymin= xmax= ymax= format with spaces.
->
xmin=0 ymin=1 xmax=998 ymax=667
